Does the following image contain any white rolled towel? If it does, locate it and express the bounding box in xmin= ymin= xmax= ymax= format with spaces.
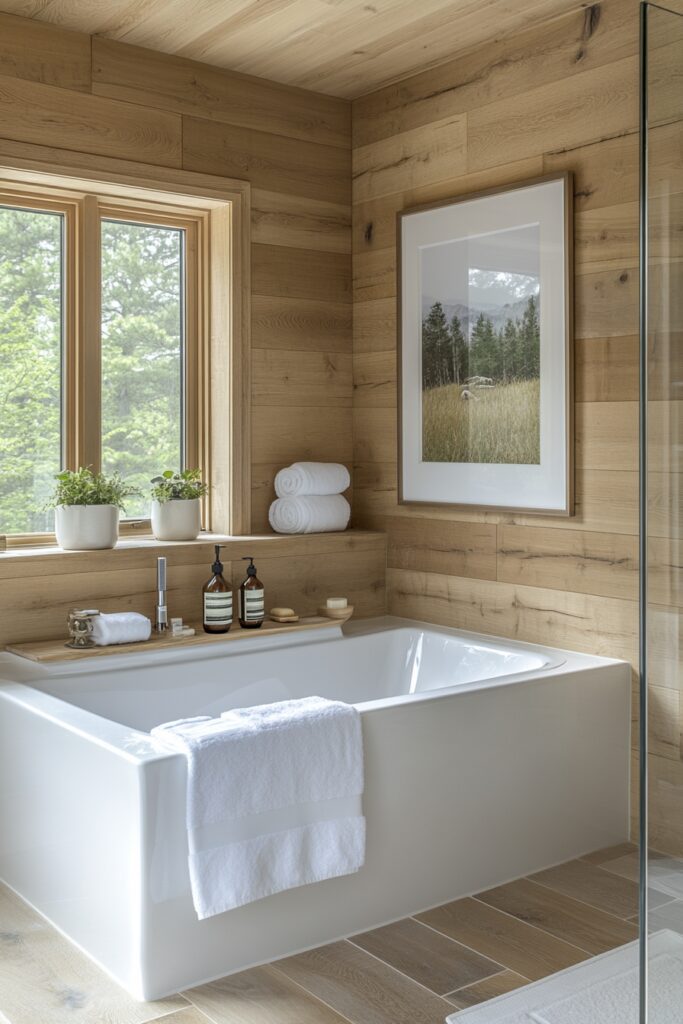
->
xmin=269 ymin=494 xmax=351 ymax=534
xmin=91 ymin=611 xmax=152 ymax=646
xmin=275 ymin=462 xmax=350 ymax=498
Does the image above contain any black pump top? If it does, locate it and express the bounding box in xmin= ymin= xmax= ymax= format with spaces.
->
xmin=242 ymin=555 xmax=257 ymax=577
xmin=212 ymin=545 xmax=224 ymax=575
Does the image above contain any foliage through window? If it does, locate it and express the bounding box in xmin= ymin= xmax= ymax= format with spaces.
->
xmin=0 ymin=186 xmax=204 ymax=537
xmin=100 ymin=220 xmax=184 ymax=519
xmin=0 ymin=205 xmax=63 ymax=534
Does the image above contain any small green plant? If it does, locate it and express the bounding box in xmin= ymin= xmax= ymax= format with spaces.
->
xmin=150 ymin=468 xmax=208 ymax=503
xmin=50 ymin=467 xmax=139 ymax=511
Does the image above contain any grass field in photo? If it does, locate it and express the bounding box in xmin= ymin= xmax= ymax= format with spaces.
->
xmin=422 ymin=379 xmax=540 ymax=464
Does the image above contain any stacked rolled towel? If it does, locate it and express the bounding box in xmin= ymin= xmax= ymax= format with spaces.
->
xmin=274 ymin=461 xmax=350 ymax=497
xmin=269 ymin=462 xmax=351 ymax=535
xmin=91 ymin=611 xmax=151 ymax=646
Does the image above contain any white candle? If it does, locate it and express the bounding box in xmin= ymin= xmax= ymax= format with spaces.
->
xmin=326 ymin=597 xmax=348 ymax=609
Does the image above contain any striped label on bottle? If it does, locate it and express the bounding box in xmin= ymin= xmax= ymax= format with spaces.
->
xmin=241 ymin=588 xmax=264 ymax=621
xmin=204 ymin=592 xmax=232 ymax=625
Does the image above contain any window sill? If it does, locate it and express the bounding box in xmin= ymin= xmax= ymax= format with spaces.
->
xmin=0 ymin=529 xmax=385 ymax=566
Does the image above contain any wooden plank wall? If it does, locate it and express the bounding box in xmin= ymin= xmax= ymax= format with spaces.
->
xmin=0 ymin=11 xmax=353 ymax=532
xmin=0 ymin=533 xmax=386 ymax=648
xmin=350 ymin=0 xmax=683 ymax=853
xmin=0 ymin=15 xmax=387 ymax=646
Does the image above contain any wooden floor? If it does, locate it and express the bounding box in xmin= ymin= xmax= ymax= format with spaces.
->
xmin=1 ymin=843 xmax=681 ymax=1024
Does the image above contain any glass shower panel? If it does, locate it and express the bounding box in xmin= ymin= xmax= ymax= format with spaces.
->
xmin=644 ymin=3 xmax=683 ymax=1022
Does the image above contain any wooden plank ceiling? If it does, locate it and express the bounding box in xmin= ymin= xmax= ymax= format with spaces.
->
xmin=0 ymin=0 xmax=585 ymax=98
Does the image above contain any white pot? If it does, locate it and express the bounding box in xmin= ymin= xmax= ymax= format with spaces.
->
xmin=55 ymin=504 xmax=119 ymax=550
xmin=151 ymin=498 xmax=201 ymax=541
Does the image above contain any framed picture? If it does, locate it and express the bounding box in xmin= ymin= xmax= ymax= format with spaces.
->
xmin=398 ymin=173 xmax=573 ymax=515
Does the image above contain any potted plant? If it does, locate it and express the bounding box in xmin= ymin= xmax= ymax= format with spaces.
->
xmin=50 ymin=468 xmax=138 ymax=550
xmin=150 ymin=469 xmax=208 ymax=541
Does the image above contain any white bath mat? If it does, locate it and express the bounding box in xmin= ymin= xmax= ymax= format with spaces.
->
xmin=446 ymin=930 xmax=683 ymax=1024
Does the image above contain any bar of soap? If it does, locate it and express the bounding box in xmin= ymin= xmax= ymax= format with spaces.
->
xmin=326 ymin=597 xmax=348 ymax=609
xmin=271 ymin=607 xmax=296 ymax=618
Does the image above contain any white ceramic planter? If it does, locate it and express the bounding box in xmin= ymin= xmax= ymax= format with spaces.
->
xmin=55 ymin=504 xmax=119 ymax=550
xmin=151 ymin=498 xmax=201 ymax=541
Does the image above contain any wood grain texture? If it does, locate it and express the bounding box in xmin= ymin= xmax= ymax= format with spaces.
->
xmin=0 ymin=74 xmax=182 ymax=166
xmin=182 ymin=116 xmax=350 ymax=205
xmin=0 ymin=11 xmax=91 ymax=92
xmin=476 ymin=878 xmax=639 ymax=954
xmin=386 ymin=517 xmax=497 ymax=581
xmin=251 ymin=191 xmax=351 ymax=254
xmin=349 ymin=918 xmax=501 ymax=996
xmin=349 ymin=2 xmax=647 ymax=844
xmin=0 ymin=532 xmax=386 ymax=647
xmin=185 ymin=965 xmax=350 ymax=1024
xmin=497 ymin=525 xmax=638 ymax=600
xmin=445 ymin=970 xmax=529 ymax=1009
xmin=0 ymin=884 xmax=188 ymax=1024
xmin=352 ymin=1 xmax=635 ymax=146
xmin=252 ymin=244 xmax=351 ymax=304
xmin=273 ymin=939 xmax=453 ymax=1024
xmin=352 ymin=114 xmax=467 ymax=203
xmin=0 ymin=0 xmax=590 ymax=99
xmin=92 ymin=37 xmax=350 ymax=148
xmin=0 ymin=16 xmax=353 ymax=533
xmin=387 ymin=568 xmax=638 ymax=665
xmin=6 ymin=617 xmax=336 ymax=664
xmin=528 ymin=860 xmax=672 ymax=919
xmin=416 ymin=898 xmax=588 ymax=981
xmin=253 ymin=350 xmax=353 ymax=408
xmin=252 ymin=297 xmax=352 ymax=353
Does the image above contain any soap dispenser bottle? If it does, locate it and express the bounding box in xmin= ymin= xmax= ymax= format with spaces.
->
xmin=203 ymin=545 xmax=232 ymax=634
xmin=239 ymin=556 xmax=265 ymax=629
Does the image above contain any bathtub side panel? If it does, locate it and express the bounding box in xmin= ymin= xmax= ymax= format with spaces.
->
xmin=0 ymin=692 xmax=144 ymax=995
xmin=138 ymin=660 xmax=631 ymax=999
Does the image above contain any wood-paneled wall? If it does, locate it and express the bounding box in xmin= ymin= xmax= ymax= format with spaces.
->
xmin=0 ymin=12 xmax=353 ymax=532
xmin=350 ymin=0 xmax=683 ymax=851
xmin=0 ymin=532 xmax=387 ymax=649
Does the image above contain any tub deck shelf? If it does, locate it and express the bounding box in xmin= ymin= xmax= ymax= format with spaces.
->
xmin=5 ymin=616 xmax=335 ymax=664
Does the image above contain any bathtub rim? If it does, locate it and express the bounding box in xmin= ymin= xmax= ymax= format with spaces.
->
xmin=0 ymin=615 xmax=629 ymax=767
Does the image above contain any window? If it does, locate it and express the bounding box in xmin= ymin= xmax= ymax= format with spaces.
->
xmin=0 ymin=182 xmax=211 ymax=537
xmin=0 ymin=202 xmax=64 ymax=534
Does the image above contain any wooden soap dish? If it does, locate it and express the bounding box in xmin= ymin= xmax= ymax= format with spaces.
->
xmin=317 ymin=605 xmax=354 ymax=622
xmin=269 ymin=607 xmax=300 ymax=623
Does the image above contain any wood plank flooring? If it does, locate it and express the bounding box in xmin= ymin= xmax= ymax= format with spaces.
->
xmin=1 ymin=845 xmax=680 ymax=1024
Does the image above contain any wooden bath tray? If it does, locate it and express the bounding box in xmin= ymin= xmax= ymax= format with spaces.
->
xmin=6 ymin=616 xmax=336 ymax=664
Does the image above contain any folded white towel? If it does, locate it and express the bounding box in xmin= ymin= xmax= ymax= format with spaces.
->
xmin=275 ymin=462 xmax=350 ymax=498
xmin=91 ymin=611 xmax=151 ymax=646
xmin=151 ymin=696 xmax=365 ymax=919
xmin=269 ymin=494 xmax=350 ymax=534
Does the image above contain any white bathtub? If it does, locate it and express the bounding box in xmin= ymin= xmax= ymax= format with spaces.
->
xmin=0 ymin=616 xmax=631 ymax=1000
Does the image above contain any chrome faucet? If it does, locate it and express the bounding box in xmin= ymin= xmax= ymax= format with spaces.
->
xmin=155 ymin=556 xmax=168 ymax=632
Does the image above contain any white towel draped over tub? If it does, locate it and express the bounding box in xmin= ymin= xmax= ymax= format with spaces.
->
xmin=274 ymin=461 xmax=350 ymax=497
xmin=269 ymin=494 xmax=351 ymax=534
xmin=151 ymin=696 xmax=365 ymax=919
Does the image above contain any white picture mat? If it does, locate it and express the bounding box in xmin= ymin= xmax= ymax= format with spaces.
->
xmin=401 ymin=178 xmax=568 ymax=511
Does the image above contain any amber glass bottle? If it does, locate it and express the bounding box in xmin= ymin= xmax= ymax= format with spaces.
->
xmin=239 ymin=556 xmax=264 ymax=629
xmin=203 ymin=545 xmax=232 ymax=634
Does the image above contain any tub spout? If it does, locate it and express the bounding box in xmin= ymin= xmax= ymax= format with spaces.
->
xmin=156 ymin=556 xmax=168 ymax=632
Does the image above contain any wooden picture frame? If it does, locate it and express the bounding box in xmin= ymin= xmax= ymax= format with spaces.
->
xmin=398 ymin=172 xmax=573 ymax=515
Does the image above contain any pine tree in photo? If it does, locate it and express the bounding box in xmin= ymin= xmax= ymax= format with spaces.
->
xmin=518 ymin=294 xmax=540 ymax=379
xmin=449 ymin=314 xmax=468 ymax=384
xmin=422 ymin=300 xmax=451 ymax=389
xmin=501 ymin=317 xmax=519 ymax=382
xmin=469 ymin=312 xmax=499 ymax=379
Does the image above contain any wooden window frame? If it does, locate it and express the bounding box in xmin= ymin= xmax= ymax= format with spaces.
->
xmin=0 ymin=145 xmax=251 ymax=546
